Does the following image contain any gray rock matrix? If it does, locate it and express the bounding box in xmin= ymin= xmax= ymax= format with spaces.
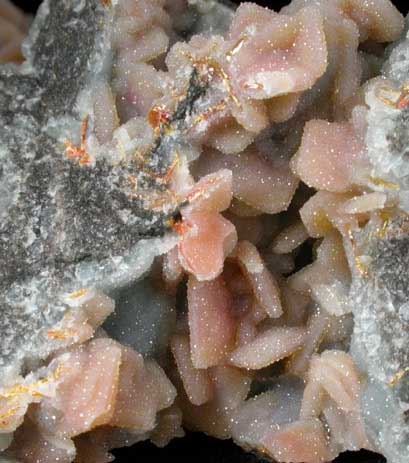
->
xmin=0 ymin=0 xmax=176 ymax=376
xmin=351 ymin=18 xmax=409 ymax=463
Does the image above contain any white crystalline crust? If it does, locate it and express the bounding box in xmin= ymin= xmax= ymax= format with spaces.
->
xmin=0 ymin=0 xmax=180 ymax=377
xmin=349 ymin=217 xmax=409 ymax=461
xmin=366 ymin=20 xmax=409 ymax=187
xmin=350 ymin=16 xmax=409 ymax=463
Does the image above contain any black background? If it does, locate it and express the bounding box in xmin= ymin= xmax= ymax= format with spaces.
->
xmin=8 ymin=0 xmax=408 ymax=462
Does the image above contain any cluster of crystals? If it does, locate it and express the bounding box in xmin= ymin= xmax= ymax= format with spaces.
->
xmin=1 ymin=0 xmax=408 ymax=462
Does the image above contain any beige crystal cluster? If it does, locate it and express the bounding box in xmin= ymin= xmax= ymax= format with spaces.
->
xmin=1 ymin=0 xmax=408 ymax=462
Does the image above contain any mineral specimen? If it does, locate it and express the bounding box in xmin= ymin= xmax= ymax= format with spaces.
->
xmin=0 ymin=0 xmax=408 ymax=462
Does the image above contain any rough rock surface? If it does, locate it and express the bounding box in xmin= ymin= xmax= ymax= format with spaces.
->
xmin=366 ymin=19 xmax=409 ymax=191
xmin=351 ymin=19 xmax=409 ymax=463
xmin=350 ymin=214 xmax=409 ymax=463
xmin=0 ymin=0 xmax=177 ymax=375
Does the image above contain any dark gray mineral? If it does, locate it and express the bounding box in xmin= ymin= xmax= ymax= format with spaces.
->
xmin=0 ymin=0 xmax=177 ymax=374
